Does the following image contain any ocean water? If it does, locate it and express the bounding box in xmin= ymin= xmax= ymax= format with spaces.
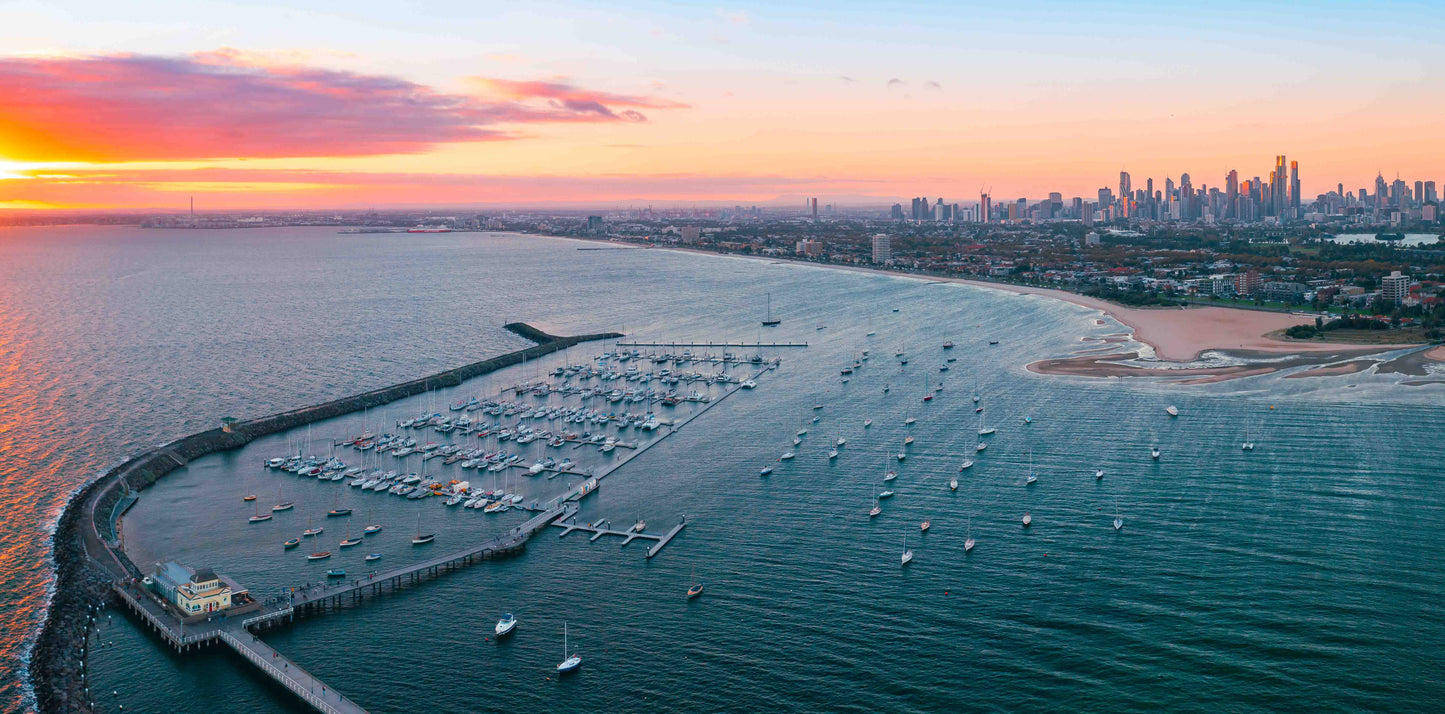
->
xmin=4 ymin=227 xmax=1444 ymax=712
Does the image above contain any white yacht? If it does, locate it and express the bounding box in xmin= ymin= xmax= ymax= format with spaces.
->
xmin=780 ymin=451 xmax=795 ymax=460
xmin=557 ymin=623 xmax=581 ymax=673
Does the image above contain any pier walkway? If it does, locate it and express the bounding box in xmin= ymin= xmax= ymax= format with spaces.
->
xmin=286 ymin=504 xmax=574 ymax=611
xmin=219 ymin=629 xmax=367 ymax=714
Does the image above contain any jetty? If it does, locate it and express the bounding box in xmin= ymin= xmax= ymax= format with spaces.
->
xmin=550 ymin=514 xmax=687 ymax=558
xmin=616 ymin=340 xmax=808 ymax=348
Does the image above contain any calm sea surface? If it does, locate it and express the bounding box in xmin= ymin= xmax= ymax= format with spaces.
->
xmin=2 ymin=227 xmax=1443 ymax=712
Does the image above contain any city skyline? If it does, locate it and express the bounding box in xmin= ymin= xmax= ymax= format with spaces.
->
xmin=1 ymin=0 xmax=1443 ymax=209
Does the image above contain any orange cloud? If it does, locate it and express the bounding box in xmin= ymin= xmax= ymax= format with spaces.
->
xmin=0 ymin=52 xmax=685 ymax=163
xmin=0 ymin=166 xmax=879 ymax=209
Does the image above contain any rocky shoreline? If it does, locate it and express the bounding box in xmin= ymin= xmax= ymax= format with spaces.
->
xmin=29 ymin=323 xmax=620 ymax=713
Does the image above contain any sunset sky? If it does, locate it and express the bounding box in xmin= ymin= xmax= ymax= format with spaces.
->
xmin=1 ymin=0 xmax=1441 ymax=210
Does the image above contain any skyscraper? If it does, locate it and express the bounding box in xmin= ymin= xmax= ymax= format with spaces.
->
xmin=980 ymin=193 xmax=991 ymax=224
xmin=1225 ymin=170 xmax=1239 ymax=220
xmin=1289 ymin=161 xmax=1300 ymax=216
xmin=1273 ymin=155 xmax=1288 ymax=216
xmin=1119 ymin=171 xmax=1131 ymax=202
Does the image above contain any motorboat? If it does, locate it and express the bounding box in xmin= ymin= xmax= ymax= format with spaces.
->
xmin=959 ymin=460 xmax=974 ymax=470
xmin=283 ymin=537 xmax=300 ymax=549
xmin=920 ymin=520 xmax=930 ymax=532
xmin=780 ymin=452 xmax=795 ymax=460
xmin=1021 ymin=513 xmax=1032 ymax=527
xmin=760 ymin=465 xmax=774 ymax=476
xmin=496 ymin=613 xmax=518 ymax=637
xmin=364 ymin=553 xmax=382 ymax=562
xmin=1166 ymin=405 xmax=1179 ymax=417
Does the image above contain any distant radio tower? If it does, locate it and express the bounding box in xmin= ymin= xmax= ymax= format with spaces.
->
xmin=189 ymin=196 xmax=194 ymax=216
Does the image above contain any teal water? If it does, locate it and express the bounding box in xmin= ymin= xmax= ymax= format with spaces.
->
xmin=3 ymin=227 xmax=1443 ymax=712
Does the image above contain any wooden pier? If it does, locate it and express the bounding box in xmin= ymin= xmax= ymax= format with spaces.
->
xmin=549 ymin=515 xmax=688 ymax=558
xmin=219 ymin=629 xmax=367 ymax=714
xmin=616 ymin=341 xmax=808 ymax=348
xmin=286 ymin=504 xmax=574 ymax=612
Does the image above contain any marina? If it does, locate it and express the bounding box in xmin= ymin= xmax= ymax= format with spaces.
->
xmin=85 ymin=330 xmax=780 ymax=713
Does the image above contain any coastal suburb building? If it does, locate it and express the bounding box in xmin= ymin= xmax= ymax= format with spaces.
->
xmin=148 ymin=561 xmax=250 ymax=617
xmin=1381 ymin=271 xmax=1411 ymax=305
xmin=872 ymin=234 xmax=891 ymax=264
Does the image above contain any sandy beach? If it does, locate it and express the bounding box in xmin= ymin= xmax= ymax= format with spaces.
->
xmin=612 ymin=241 xmax=1438 ymax=379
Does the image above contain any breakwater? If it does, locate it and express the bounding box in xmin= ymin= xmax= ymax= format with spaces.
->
xmin=30 ymin=323 xmax=620 ymax=714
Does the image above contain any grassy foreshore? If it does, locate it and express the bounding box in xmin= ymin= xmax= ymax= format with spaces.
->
xmin=30 ymin=323 xmax=620 ymax=714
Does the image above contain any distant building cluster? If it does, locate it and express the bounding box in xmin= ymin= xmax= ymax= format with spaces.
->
xmin=881 ymin=155 xmax=1440 ymax=229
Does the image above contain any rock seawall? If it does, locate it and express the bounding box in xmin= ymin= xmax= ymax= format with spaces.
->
xmin=30 ymin=323 xmax=620 ymax=713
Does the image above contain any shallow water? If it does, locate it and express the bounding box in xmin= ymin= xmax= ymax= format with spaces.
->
xmin=4 ymin=227 xmax=1443 ymax=712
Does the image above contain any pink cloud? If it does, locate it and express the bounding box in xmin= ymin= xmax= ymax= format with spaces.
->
xmin=468 ymin=78 xmax=688 ymax=122
xmin=0 ymin=51 xmax=684 ymax=162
